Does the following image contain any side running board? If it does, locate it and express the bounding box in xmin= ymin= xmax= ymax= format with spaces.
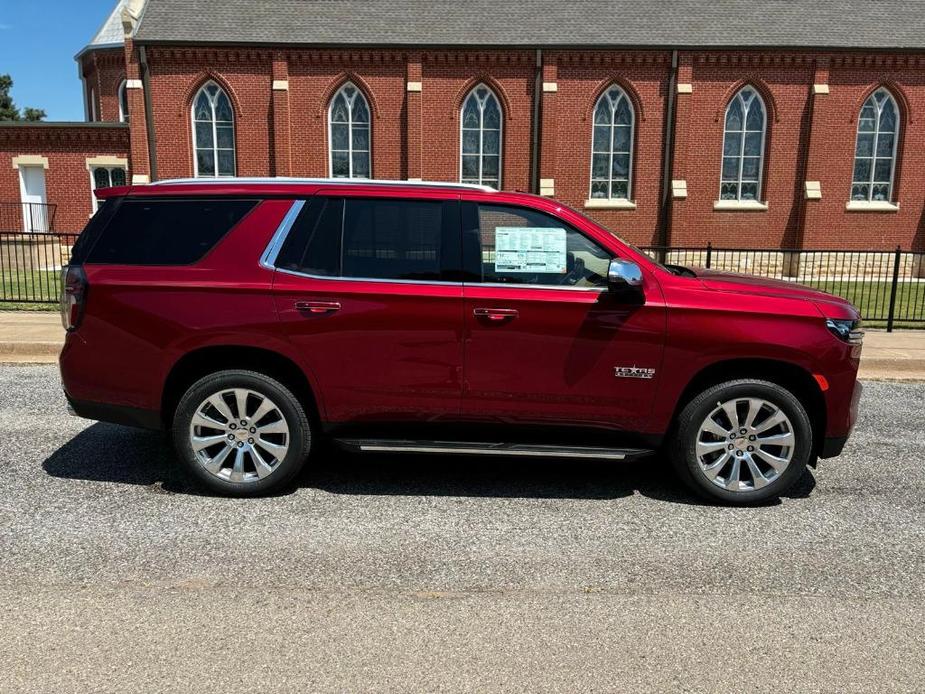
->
xmin=335 ymin=439 xmax=653 ymax=461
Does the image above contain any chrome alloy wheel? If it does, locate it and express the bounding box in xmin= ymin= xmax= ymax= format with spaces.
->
xmin=695 ymin=397 xmax=795 ymax=492
xmin=188 ymin=388 xmax=290 ymax=483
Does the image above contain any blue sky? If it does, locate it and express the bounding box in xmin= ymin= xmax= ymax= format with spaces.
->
xmin=0 ymin=0 xmax=116 ymax=121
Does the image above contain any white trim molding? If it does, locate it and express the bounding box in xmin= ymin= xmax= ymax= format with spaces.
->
xmin=845 ymin=200 xmax=899 ymax=212
xmin=406 ymin=81 xmax=422 ymax=92
xmin=812 ymin=84 xmax=830 ymax=95
xmin=85 ymin=156 xmax=128 ymax=170
xmin=804 ymin=180 xmax=822 ymax=200
xmin=125 ymin=79 xmax=143 ymax=90
xmin=272 ymin=80 xmax=289 ymax=91
xmin=671 ymin=179 xmax=687 ymax=199
xmin=542 ymin=82 xmax=558 ymax=93
xmin=11 ymin=155 xmax=49 ymax=170
xmin=131 ymin=174 xmax=151 ymax=184
xmin=584 ymin=198 xmax=636 ymax=210
xmin=713 ymin=199 xmax=769 ymax=211
xmin=676 ymin=83 xmax=693 ymax=94
xmin=406 ymin=177 xmax=423 ymax=182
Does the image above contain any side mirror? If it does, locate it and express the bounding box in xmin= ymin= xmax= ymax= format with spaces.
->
xmin=607 ymin=258 xmax=643 ymax=294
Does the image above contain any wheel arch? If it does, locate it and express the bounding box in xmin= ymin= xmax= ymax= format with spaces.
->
xmin=161 ymin=345 xmax=322 ymax=429
xmin=672 ymin=358 xmax=826 ymax=453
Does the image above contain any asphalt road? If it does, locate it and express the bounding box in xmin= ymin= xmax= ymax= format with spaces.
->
xmin=1 ymin=365 xmax=923 ymax=693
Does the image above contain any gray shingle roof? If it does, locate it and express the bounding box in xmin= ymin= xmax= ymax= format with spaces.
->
xmin=85 ymin=0 xmax=128 ymax=49
xmin=133 ymin=0 xmax=925 ymax=49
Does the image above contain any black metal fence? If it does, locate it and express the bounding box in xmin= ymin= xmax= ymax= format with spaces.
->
xmin=0 ymin=231 xmax=77 ymax=304
xmin=641 ymin=244 xmax=925 ymax=330
xmin=0 ymin=203 xmax=57 ymax=234
xmin=1 ymin=232 xmax=923 ymax=330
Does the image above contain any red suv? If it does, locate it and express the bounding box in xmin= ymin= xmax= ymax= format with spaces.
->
xmin=60 ymin=179 xmax=863 ymax=504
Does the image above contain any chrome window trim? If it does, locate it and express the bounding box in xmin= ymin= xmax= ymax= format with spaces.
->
xmin=275 ymin=266 xmax=463 ymax=287
xmin=273 ymin=266 xmax=605 ymax=292
xmin=476 ymin=281 xmax=606 ymax=293
xmin=259 ymin=199 xmax=305 ymax=270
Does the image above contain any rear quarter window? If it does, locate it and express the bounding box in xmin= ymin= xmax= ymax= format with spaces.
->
xmin=85 ymin=198 xmax=258 ymax=265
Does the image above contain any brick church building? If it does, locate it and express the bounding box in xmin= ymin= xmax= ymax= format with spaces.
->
xmin=1 ymin=0 xmax=924 ymax=253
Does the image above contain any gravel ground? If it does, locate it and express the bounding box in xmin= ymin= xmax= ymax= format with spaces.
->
xmin=0 ymin=365 xmax=923 ymax=692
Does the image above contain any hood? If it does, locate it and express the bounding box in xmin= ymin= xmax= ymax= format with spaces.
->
xmin=694 ymin=268 xmax=858 ymax=315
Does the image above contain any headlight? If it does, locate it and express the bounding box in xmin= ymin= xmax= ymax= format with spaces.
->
xmin=826 ymin=318 xmax=864 ymax=345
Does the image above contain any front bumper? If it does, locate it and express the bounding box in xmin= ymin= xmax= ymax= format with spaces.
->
xmin=819 ymin=379 xmax=862 ymax=459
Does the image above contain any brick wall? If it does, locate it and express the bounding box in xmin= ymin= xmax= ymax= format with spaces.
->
xmin=81 ymin=48 xmax=126 ymax=123
xmin=671 ymin=54 xmax=816 ymax=248
xmin=551 ymin=51 xmax=672 ymax=245
xmin=9 ymin=43 xmax=925 ymax=251
xmin=0 ymin=124 xmax=130 ymax=233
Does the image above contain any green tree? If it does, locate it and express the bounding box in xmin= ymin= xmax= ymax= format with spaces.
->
xmin=0 ymin=74 xmax=45 ymax=121
xmin=22 ymin=107 xmax=46 ymax=122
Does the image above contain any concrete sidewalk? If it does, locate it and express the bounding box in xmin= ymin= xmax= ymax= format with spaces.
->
xmin=1 ymin=310 xmax=923 ymax=380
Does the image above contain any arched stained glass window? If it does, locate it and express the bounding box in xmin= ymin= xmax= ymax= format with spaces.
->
xmin=329 ymin=82 xmax=371 ymax=179
xmin=589 ymin=86 xmax=634 ymax=200
xmin=720 ymin=87 xmax=766 ymax=201
xmin=118 ymin=80 xmax=129 ymax=123
xmin=460 ymin=85 xmax=502 ymax=189
xmin=192 ymin=81 xmax=235 ymax=177
xmin=851 ymin=89 xmax=899 ymax=202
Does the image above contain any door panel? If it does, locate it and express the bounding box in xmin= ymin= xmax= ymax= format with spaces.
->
xmin=459 ymin=200 xmax=666 ymax=432
xmin=274 ymin=275 xmax=464 ymax=423
xmin=272 ymin=194 xmax=465 ymax=425
xmin=462 ymin=285 xmax=666 ymax=431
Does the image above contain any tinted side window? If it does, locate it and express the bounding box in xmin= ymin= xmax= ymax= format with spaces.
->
xmin=464 ymin=203 xmax=611 ymax=288
xmin=276 ymin=198 xmax=343 ymax=277
xmin=275 ymin=197 xmax=459 ymax=282
xmin=69 ymin=197 xmax=121 ymax=264
xmin=86 ymin=198 xmax=257 ymax=265
xmin=342 ymin=198 xmax=445 ymax=281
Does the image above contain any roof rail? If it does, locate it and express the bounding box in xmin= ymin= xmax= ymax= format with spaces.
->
xmin=146 ymin=177 xmax=497 ymax=192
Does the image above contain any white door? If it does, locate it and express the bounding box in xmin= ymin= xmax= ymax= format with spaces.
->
xmin=18 ymin=165 xmax=48 ymax=232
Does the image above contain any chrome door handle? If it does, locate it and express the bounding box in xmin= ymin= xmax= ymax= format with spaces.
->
xmin=473 ymin=307 xmax=519 ymax=322
xmin=295 ymin=300 xmax=342 ymax=314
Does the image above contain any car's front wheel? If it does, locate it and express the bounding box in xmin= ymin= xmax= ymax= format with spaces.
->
xmin=172 ymin=370 xmax=312 ymax=496
xmin=670 ymin=379 xmax=813 ymax=505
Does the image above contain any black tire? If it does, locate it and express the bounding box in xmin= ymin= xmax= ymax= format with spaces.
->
xmin=172 ymin=369 xmax=312 ymax=496
xmin=669 ymin=379 xmax=813 ymax=505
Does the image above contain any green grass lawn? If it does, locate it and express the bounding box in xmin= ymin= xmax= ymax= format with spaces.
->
xmin=805 ymin=279 xmax=925 ymax=328
xmin=0 ymin=269 xmax=60 ymax=311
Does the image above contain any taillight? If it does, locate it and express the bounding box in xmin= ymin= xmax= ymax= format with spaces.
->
xmin=60 ymin=265 xmax=87 ymax=332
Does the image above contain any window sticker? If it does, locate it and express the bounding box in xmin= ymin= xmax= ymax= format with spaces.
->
xmin=494 ymin=227 xmax=567 ymax=273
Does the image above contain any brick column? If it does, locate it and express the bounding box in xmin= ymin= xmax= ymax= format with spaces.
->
xmin=538 ymin=56 xmax=557 ymax=196
xmin=796 ymin=58 xmax=832 ymax=261
xmin=666 ymin=53 xmax=694 ymax=245
xmin=405 ymin=53 xmax=423 ymax=181
xmin=271 ymin=52 xmax=291 ymax=177
xmin=122 ymin=37 xmax=150 ymax=183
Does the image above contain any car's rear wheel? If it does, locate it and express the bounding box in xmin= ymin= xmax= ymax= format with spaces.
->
xmin=670 ymin=379 xmax=813 ymax=505
xmin=172 ymin=370 xmax=312 ymax=496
